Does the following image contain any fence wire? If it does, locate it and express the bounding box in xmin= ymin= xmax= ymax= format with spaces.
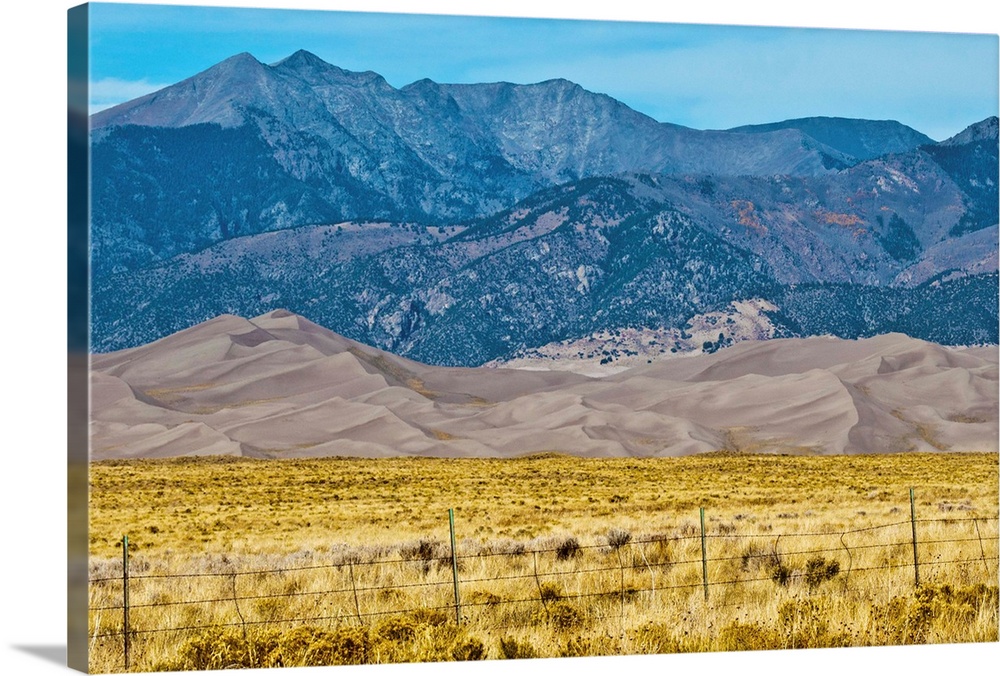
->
xmin=88 ymin=512 xmax=1000 ymax=667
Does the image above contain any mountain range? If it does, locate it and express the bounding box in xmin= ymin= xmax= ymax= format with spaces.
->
xmin=89 ymin=51 xmax=998 ymax=367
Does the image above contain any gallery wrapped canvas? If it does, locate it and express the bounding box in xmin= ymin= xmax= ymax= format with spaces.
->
xmin=67 ymin=1 xmax=999 ymax=674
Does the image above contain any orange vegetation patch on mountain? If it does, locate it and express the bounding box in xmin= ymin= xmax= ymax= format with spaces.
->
xmin=730 ymin=200 xmax=766 ymax=233
xmin=815 ymin=209 xmax=865 ymax=228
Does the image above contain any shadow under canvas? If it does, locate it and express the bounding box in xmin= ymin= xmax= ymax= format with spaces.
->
xmin=13 ymin=645 xmax=67 ymax=667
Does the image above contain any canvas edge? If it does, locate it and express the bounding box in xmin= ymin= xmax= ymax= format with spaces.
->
xmin=68 ymin=3 xmax=91 ymax=673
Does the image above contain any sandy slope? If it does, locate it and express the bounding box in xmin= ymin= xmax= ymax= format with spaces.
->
xmin=89 ymin=311 xmax=998 ymax=459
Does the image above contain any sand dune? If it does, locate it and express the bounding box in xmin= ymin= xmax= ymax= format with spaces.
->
xmin=90 ymin=420 xmax=243 ymax=459
xmin=89 ymin=311 xmax=999 ymax=459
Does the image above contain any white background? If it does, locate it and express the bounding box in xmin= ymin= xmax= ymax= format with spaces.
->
xmin=1 ymin=1 xmax=998 ymax=675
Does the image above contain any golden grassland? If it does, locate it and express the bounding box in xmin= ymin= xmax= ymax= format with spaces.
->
xmin=87 ymin=453 xmax=999 ymax=672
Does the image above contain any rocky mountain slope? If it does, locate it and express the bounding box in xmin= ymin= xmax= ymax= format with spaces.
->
xmin=90 ymin=50 xmax=929 ymax=272
xmin=727 ymin=116 xmax=935 ymax=162
xmin=89 ymin=52 xmax=998 ymax=367
xmin=92 ymin=132 xmax=998 ymax=364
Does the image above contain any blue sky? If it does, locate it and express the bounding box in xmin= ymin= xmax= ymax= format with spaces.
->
xmin=83 ymin=1 xmax=999 ymax=141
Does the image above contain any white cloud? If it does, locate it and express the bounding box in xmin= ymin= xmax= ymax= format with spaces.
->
xmin=89 ymin=77 xmax=172 ymax=114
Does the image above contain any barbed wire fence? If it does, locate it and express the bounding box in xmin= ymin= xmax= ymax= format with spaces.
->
xmin=88 ymin=490 xmax=1000 ymax=670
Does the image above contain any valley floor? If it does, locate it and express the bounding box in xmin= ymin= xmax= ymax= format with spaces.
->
xmin=87 ymin=453 xmax=999 ymax=671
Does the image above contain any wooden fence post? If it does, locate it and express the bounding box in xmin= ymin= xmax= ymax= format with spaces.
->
xmin=349 ymin=561 xmax=363 ymax=625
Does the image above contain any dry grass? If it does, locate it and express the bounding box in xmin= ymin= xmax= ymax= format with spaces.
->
xmin=87 ymin=453 xmax=999 ymax=672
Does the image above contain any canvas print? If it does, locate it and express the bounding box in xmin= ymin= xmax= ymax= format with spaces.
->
xmin=68 ymin=2 xmax=1000 ymax=673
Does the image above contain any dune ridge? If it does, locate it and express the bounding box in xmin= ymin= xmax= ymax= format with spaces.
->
xmin=89 ymin=311 xmax=999 ymax=460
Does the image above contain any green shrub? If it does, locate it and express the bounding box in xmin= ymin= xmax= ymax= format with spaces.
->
xmin=270 ymin=626 xmax=325 ymax=666
xmin=399 ymin=539 xmax=450 ymax=574
xmin=377 ymin=616 xmax=418 ymax=643
xmin=868 ymin=583 xmax=1000 ymax=645
xmin=548 ymin=601 xmax=586 ymax=630
xmin=169 ymin=628 xmax=280 ymax=671
xmin=409 ymin=608 xmax=449 ymax=626
xmin=499 ymin=637 xmax=538 ymax=660
xmin=606 ymin=528 xmax=632 ymax=550
xmin=467 ymin=589 xmax=504 ymax=607
xmin=538 ymin=582 xmax=562 ymax=602
xmin=717 ymin=622 xmax=782 ymax=652
xmin=804 ymin=556 xmax=840 ymax=589
xmin=778 ymin=598 xmax=838 ymax=648
xmin=631 ymin=622 xmax=683 ymax=654
xmin=770 ymin=562 xmax=793 ymax=586
xmin=451 ymin=638 xmax=486 ymax=661
xmin=556 ymin=536 xmax=581 ymax=561
xmin=273 ymin=626 xmax=373 ymax=666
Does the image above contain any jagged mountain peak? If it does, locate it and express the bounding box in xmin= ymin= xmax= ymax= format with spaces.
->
xmin=92 ymin=50 xmax=398 ymax=130
xmin=402 ymin=77 xmax=438 ymax=89
xmin=91 ymin=50 xmax=281 ymax=129
xmin=270 ymin=49 xmax=342 ymax=79
xmin=432 ymin=76 xmax=609 ymax=106
xmin=532 ymin=77 xmax=583 ymax=91
xmin=272 ymin=49 xmax=390 ymax=88
xmin=195 ymin=50 xmax=274 ymax=89
xmin=219 ymin=51 xmax=264 ymax=67
xmin=272 ymin=48 xmax=328 ymax=69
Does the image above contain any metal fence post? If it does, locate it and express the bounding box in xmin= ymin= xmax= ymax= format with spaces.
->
xmin=700 ymin=508 xmax=709 ymax=601
xmin=910 ymin=488 xmax=920 ymax=586
xmin=448 ymin=508 xmax=462 ymax=624
xmin=122 ymin=535 xmax=130 ymax=670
